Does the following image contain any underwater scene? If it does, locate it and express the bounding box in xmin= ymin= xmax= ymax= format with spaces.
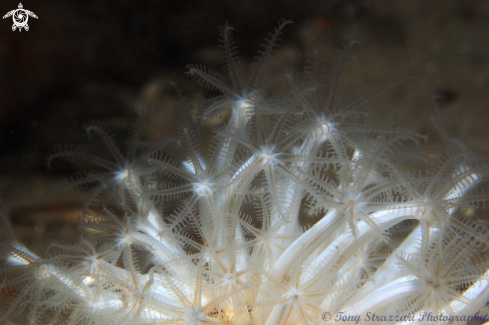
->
xmin=1 ymin=1 xmax=489 ymax=324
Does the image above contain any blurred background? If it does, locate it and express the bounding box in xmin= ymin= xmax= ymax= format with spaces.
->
xmin=0 ymin=0 xmax=489 ymax=254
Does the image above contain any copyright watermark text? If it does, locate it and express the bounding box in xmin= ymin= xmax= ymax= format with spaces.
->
xmin=321 ymin=311 xmax=488 ymax=324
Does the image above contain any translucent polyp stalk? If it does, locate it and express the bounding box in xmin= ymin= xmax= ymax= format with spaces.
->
xmin=131 ymin=177 xmax=186 ymax=259
xmin=273 ymin=205 xmax=416 ymax=280
xmin=272 ymin=210 xmax=342 ymax=277
xmin=346 ymin=276 xmax=417 ymax=315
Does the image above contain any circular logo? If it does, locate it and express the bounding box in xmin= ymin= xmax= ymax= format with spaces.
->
xmin=13 ymin=10 xmax=28 ymax=27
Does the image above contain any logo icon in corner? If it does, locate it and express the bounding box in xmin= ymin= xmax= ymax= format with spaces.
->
xmin=3 ymin=3 xmax=38 ymax=32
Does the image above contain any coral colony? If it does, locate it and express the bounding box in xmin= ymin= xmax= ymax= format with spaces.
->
xmin=2 ymin=19 xmax=489 ymax=325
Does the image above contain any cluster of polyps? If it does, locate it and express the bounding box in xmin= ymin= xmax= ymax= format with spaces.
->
xmin=1 ymin=19 xmax=489 ymax=325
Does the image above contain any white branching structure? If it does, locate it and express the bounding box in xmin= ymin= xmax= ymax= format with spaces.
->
xmin=2 ymin=19 xmax=489 ymax=325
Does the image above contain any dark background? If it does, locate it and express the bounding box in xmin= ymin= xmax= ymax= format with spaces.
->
xmin=0 ymin=0 xmax=488 ymax=251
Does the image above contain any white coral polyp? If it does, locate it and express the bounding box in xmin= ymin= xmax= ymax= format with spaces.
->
xmin=258 ymin=146 xmax=279 ymax=166
xmin=1 ymin=19 xmax=489 ymax=325
xmin=192 ymin=178 xmax=216 ymax=197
